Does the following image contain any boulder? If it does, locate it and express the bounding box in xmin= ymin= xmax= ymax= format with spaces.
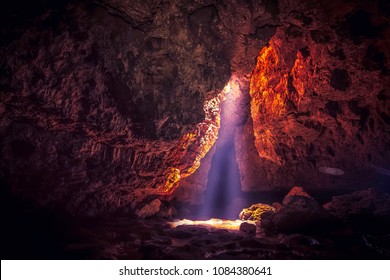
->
xmin=136 ymin=199 xmax=161 ymax=218
xmin=261 ymin=187 xmax=334 ymax=234
xmin=239 ymin=203 xmax=276 ymax=221
xmin=239 ymin=222 xmax=257 ymax=235
xmin=272 ymin=202 xmax=282 ymax=211
xmin=282 ymin=186 xmax=314 ymax=206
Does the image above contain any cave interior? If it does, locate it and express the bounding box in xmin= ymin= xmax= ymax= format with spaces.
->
xmin=1 ymin=0 xmax=390 ymax=259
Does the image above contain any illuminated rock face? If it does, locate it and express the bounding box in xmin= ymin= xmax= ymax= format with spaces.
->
xmin=239 ymin=203 xmax=276 ymax=221
xmin=250 ymin=43 xmax=306 ymax=166
xmin=238 ymin=0 xmax=390 ymax=191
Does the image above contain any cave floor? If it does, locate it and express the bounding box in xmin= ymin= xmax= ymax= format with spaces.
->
xmin=4 ymin=216 xmax=388 ymax=260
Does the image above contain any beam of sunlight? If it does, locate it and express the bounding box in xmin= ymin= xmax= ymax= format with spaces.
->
xmin=197 ymin=75 xmax=248 ymax=220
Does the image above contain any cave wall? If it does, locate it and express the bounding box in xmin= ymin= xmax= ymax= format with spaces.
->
xmin=0 ymin=0 xmax=277 ymax=216
xmin=1 ymin=0 xmax=389 ymax=216
xmin=236 ymin=0 xmax=390 ymax=192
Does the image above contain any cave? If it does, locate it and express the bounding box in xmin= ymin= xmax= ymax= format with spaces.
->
xmin=1 ymin=0 xmax=390 ymax=260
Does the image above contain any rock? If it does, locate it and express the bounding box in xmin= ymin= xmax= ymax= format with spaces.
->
xmin=166 ymin=225 xmax=209 ymax=239
xmin=237 ymin=0 xmax=390 ymax=194
xmin=264 ymin=206 xmax=331 ymax=234
xmin=148 ymin=235 xmax=172 ymax=246
xmin=156 ymin=204 xmax=176 ymax=219
xmin=239 ymin=203 xmax=276 ymax=221
xmin=0 ymin=0 xmax=389 ymax=219
xmin=272 ymin=202 xmax=282 ymax=211
xmin=0 ymin=0 xmax=248 ymax=216
xmin=189 ymin=231 xmax=242 ymax=247
xmin=330 ymin=69 xmax=351 ymax=91
xmin=324 ymin=188 xmax=390 ymax=229
xmin=282 ymin=186 xmax=313 ymax=206
xmin=280 ymin=234 xmax=320 ymax=247
xmin=239 ymin=222 xmax=257 ymax=235
xmin=261 ymin=187 xmax=334 ymax=234
xmin=258 ymin=211 xmax=275 ymax=232
xmin=136 ymin=199 xmax=161 ymax=218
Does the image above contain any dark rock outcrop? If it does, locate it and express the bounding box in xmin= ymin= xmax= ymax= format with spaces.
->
xmin=166 ymin=225 xmax=209 ymax=239
xmin=282 ymin=186 xmax=313 ymax=206
xmin=261 ymin=187 xmax=335 ymax=234
xmin=239 ymin=222 xmax=256 ymax=235
xmin=324 ymin=188 xmax=390 ymax=230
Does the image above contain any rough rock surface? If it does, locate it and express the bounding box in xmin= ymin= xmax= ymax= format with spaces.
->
xmin=135 ymin=198 xmax=161 ymax=218
xmin=239 ymin=203 xmax=276 ymax=221
xmin=261 ymin=187 xmax=334 ymax=234
xmin=239 ymin=222 xmax=256 ymax=235
xmin=1 ymin=0 xmax=389 ymax=216
xmin=324 ymin=188 xmax=390 ymax=227
xmin=236 ymin=0 xmax=390 ymax=192
xmin=5 ymin=215 xmax=388 ymax=260
xmin=282 ymin=186 xmax=313 ymax=205
xmin=0 ymin=0 xmax=276 ymax=215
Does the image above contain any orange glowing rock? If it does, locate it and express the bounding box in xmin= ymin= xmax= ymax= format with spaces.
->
xmin=185 ymin=95 xmax=221 ymax=176
xmin=249 ymin=39 xmax=308 ymax=165
xmin=291 ymin=51 xmax=306 ymax=98
xmin=163 ymin=167 xmax=181 ymax=193
xmin=159 ymin=89 xmax=225 ymax=194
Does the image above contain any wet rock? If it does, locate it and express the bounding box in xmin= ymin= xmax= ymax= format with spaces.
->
xmin=239 ymin=222 xmax=257 ymax=235
xmin=239 ymin=203 xmax=276 ymax=221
